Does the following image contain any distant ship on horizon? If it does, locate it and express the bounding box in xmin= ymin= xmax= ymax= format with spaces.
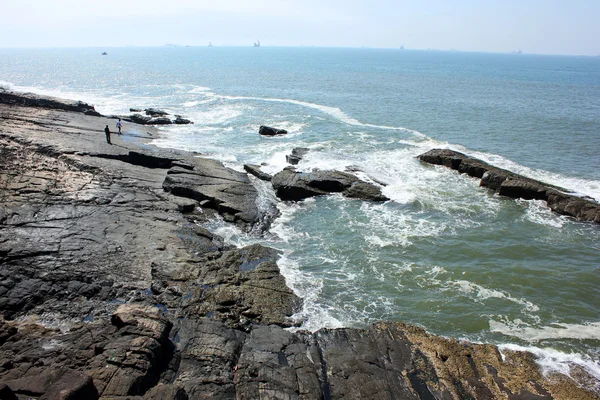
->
xmin=208 ymin=42 xmax=213 ymax=47
xmin=254 ymin=39 xmax=260 ymax=47
xmin=400 ymin=45 xmax=404 ymax=50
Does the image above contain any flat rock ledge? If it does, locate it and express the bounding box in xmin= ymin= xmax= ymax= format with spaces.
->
xmin=272 ymin=167 xmax=389 ymax=202
xmin=0 ymin=90 xmax=101 ymax=116
xmin=418 ymin=149 xmax=600 ymax=224
xmin=0 ymin=94 xmax=597 ymax=399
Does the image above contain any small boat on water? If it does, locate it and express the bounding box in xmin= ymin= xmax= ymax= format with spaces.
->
xmin=253 ymin=40 xmax=260 ymax=47
xmin=101 ymin=52 xmax=107 ymax=55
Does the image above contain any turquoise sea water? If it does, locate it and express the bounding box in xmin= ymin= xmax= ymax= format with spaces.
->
xmin=1 ymin=47 xmax=599 ymax=380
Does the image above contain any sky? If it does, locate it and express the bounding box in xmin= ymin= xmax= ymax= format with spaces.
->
xmin=1 ymin=0 xmax=599 ymax=55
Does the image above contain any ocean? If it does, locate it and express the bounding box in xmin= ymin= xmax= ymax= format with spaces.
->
xmin=1 ymin=46 xmax=599 ymax=381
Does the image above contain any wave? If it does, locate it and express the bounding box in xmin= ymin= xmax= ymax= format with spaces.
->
xmin=216 ymin=93 xmax=426 ymax=137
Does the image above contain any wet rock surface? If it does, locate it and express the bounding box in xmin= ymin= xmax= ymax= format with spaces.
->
xmin=0 ymin=94 xmax=597 ymax=399
xmin=418 ymin=149 xmax=600 ymax=224
xmin=272 ymin=167 xmax=389 ymax=202
xmin=243 ymin=164 xmax=272 ymax=182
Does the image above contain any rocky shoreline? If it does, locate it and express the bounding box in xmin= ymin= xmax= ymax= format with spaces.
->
xmin=1 ymin=91 xmax=598 ymax=399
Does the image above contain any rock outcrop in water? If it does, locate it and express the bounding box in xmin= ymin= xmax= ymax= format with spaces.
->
xmin=272 ymin=167 xmax=389 ymax=202
xmin=286 ymin=147 xmax=309 ymax=165
xmin=418 ymin=149 xmax=600 ymax=224
xmin=259 ymin=125 xmax=288 ymax=136
xmin=0 ymin=93 xmax=597 ymax=399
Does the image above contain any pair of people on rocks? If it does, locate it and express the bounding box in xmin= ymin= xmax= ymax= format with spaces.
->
xmin=104 ymin=119 xmax=123 ymax=145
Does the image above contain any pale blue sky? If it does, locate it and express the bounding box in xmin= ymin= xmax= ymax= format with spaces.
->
xmin=2 ymin=0 xmax=599 ymax=55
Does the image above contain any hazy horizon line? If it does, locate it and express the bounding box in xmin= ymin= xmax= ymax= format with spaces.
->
xmin=1 ymin=44 xmax=599 ymax=58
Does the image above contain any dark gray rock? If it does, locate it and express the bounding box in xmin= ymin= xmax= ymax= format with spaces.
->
xmin=143 ymin=384 xmax=188 ymax=400
xmin=149 ymin=117 xmax=172 ymax=125
xmin=130 ymin=108 xmax=142 ymax=112
xmin=345 ymin=181 xmax=390 ymax=201
xmin=162 ymin=160 xmax=263 ymax=230
xmin=0 ymin=383 xmax=17 ymax=400
xmin=127 ymin=114 xmax=152 ymax=124
xmin=0 ymin=90 xmax=101 ymax=116
xmin=5 ymin=367 xmax=98 ymax=399
xmin=286 ymin=147 xmax=309 ymax=165
xmin=145 ymin=108 xmax=169 ymax=117
xmin=418 ymin=149 xmax=600 ymax=224
xmin=272 ymin=167 xmax=388 ymax=202
xmin=234 ymin=325 xmax=322 ymax=399
xmin=169 ymin=318 xmax=246 ymax=398
xmin=39 ymin=369 xmax=98 ymax=400
xmin=243 ymin=164 xmax=272 ymax=181
xmin=259 ymin=125 xmax=287 ymax=136
xmin=173 ymin=116 xmax=193 ymax=125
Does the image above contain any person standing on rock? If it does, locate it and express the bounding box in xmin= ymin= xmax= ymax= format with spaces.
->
xmin=116 ymin=118 xmax=122 ymax=134
xmin=104 ymin=125 xmax=111 ymax=144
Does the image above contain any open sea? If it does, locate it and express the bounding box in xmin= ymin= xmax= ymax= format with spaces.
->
xmin=1 ymin=46 xmax=599 ymax=382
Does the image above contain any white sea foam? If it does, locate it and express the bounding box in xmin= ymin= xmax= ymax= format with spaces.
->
xmin=185 ymin=105 xmax=244 ymax=125
xmin=0 ymin=80 xmax=14 ymax=90
xmin=490 ymin=320 xmax=600 ymax=342
xmin=187 ymin=86 xmax=212 ymax=94
xmin=361 ymin=207 xmax=446 ymax=248
xmin=498 ymin=343 xmax=600 ymax=389
xmin=217 ymin=93 xmax=424 ymax=136
xmin=449 ymin=280 xmax=540 ymax=312
xmin=517 ymin=199 xmax=567 ymax=228
xmin=277 ymin=252 xmax=346 ymax=331
xmin=269 ymin=201 xmax=314 ymax=243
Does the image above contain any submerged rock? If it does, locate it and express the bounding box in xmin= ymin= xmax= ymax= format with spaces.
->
xmin=418 ymin=148 xmax=600 ymax=223
xmin=272 ymin=167 xmax=389 ymax=202
xmin=286 ymin=147 xmax=309 ymax=165
xmin=259 ymin=125 xmax=288 ymax=136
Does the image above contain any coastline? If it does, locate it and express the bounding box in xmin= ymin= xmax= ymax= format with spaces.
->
xmin=1 ymin=91 xmax=598 ymax=399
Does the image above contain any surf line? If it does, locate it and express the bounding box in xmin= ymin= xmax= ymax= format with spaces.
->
xmin=214 ymin=93 xmax=426 ymax=137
